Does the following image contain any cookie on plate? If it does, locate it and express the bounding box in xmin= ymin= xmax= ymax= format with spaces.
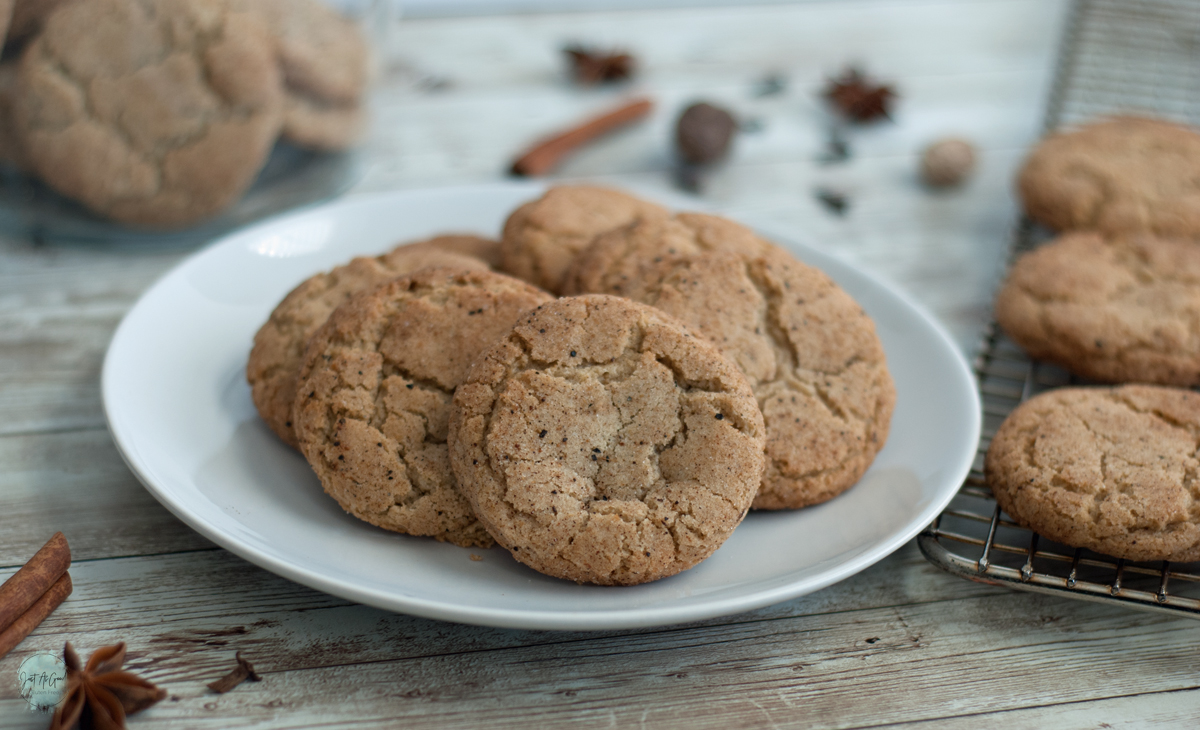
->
xmin=560 ymin=212 xmax=774 ymax=297
xmin=569 ymin=216 xmax=895 ymax=509
xmin=293 ymin=267 xmax=552 ymax=548
xmin=449 ymin=294 xmax=766 ymax=585
xmin=248 ymin=236 xmax=495 ymax=448
xmin=397 ymin=233 xmax=503 ymax=268
xmin=995 ymin=232 xmax=1200 ymax=386
xmin=1018 ymin=117 xmax=1200 ymax=237
xmin=499 ymin=185 xmax=669 ymax=293
xmin=14 ymin=0 xmax=285 ymax=227
xmin=231 ymin=0 xmax=369 ymax=151
xmin=986 ymin=385 xmax=1200 ymax=562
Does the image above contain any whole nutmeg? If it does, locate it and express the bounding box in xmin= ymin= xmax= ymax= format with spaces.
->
xmin=676 ymin=102 xmax=737 ymax=165
xmin=920 ymin=138 xmax=976 ymax=187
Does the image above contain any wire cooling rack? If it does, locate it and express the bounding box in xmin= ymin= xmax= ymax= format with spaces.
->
xmin=917 ymin=0 xmax=1200 ymax=617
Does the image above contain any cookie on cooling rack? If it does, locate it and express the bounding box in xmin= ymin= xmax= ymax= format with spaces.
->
xmin=292 ymin=267 xmax=552 ymax=548
xmin=567 ymin=215 xmax=895 ymax=510
xmin=1018 ymin=116 xmax=1200 ymax=237
xmin=995 ymin=231 xmax=1200 ymax=386
xmin=499 ymin=185 xmax=669 ymax=293
xmin=247 ymin=236 xmax=495 ymax=448
xmin=986 ymin=385 xmax=1200 ymax=563
xmin=448 ymin=295 xmax=766 ymax=585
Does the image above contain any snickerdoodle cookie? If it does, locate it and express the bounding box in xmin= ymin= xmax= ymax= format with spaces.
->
xmin=247 ymin=236 xmax=495 ymax=447
xmin=986 ymin=385 xmax=1200 ymax=562
xmin=569 ymin=217 xmax=894 ymax=509
xmin=292 ymin=268 xmax=552 ymax=548
xmin=15 ymin=0 xmax=286 ymax=227
xmin=560 ymin=212 xmax=774 ymax=297
xmin=231 ymin=0 xmax=369 ymax=151
xmin=996 ymin=232 xmax=1200 ymax=386
xmin=499 ymin=186 xmax=669 ymax=293
xmin=449 ymin=295 xmax=766 ymax=585
xmin=1018 ymin=117 xmax=1200 ymax=237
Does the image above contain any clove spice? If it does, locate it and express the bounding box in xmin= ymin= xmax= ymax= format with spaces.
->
xmin=207 ymin=651 xmax=263 ymax=694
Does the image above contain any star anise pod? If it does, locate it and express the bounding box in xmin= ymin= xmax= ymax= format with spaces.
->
xmin=563 ymin=45 xmax=635 ymax=85
xmin=49 ymin=642 xmax=167 ymax=730
xmin=823 ymin=67 xmax=896 ymax=123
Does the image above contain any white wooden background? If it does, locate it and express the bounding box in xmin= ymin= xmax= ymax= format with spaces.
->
xmin=7 ymin=1 xmax=1200 ymax=727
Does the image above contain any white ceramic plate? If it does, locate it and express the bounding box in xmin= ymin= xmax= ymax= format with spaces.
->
xmin=103 ymin=182 xmax=980 ymax=631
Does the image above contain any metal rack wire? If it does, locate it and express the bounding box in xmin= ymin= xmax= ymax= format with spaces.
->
xmin=917 ymin=0 xmax=1200 ymax=617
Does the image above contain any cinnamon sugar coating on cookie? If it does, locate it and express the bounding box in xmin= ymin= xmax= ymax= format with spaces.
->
xmin=248 ymin=237 xmax=493 ymax=448
xmin=986 ymin=385 xmax=1200 ymax=562
xmin=1018 ymin=117 xmax=1200 ymax=237
xmin=15 ymin=0 xmax=285 ymax=227
xmin=499 ymin=185 xmax=669 ymax=293
xmin=560 ymin=212 xmax=773 ymax=297
xmin=449 ymin=295 xmax=765 ymax=585
xmin=292 ymin=268 xmax=552 ymax=548
xmin=569 ymin=217 xmax=894 ymax=509
xmin=996 ymin=232 xmax=1200 ymax=386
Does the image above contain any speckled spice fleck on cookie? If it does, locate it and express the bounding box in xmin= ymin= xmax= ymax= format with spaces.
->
xmin=248 ymin=237 xmax=494 ymax=448
xmin=292 ymin=267 xmax=552 ymax=548
xmin=1018 ymin=116 xmax=1200 ymax=237
xmin=996 ymin=231 xmax=1200 ymax=386
xmin=449 ymin=294 xmax=766 ymax=585
xmin=986 ymin=385 xmax=1200 ymax=562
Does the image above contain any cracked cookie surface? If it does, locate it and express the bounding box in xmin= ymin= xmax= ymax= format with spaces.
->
xmin=996 ymin=232 xmax=1200 ymax=386
xmin=1018 ymin=117 xmax=1200 ymax=237
xmin=15 ymin=0 xmax=285 ymax=227
xmin=499 ymin=185 xmax=669 ymax=293
xmin=248 ymin=236 xmax=495 ymax=448
xmin=292 ymin=267 xmax=552 ymax=548
xmin=560 ymin=212 xmax=773 ymax=297
xmin=449 ymin=295 xmax=766 ymax=585
xmin=986 ymin=385 xmax=1200 ymax=562
xmin=568 ymin=216 xmax=894 ymax=509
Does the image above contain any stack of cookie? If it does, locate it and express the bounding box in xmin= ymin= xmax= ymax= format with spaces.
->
xmin=248 ymin=185 xmax=897 ymax=585
xmin=0 ymin=0 xmax=367 ymax=228
xmin=986 ymin=116 xmax=1200 ymax=563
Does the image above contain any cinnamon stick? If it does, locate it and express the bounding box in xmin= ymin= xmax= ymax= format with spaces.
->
xmin=510 ymin=97 xmax=653 ymax=177
xmin=0 ymin=572 xmax=72 ymax=659
xmin=0 ymin=532 xmax=71 ymax=633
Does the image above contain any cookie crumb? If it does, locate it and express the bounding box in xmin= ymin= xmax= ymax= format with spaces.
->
xmin=469 ymin=554 xmax=483 ymax=562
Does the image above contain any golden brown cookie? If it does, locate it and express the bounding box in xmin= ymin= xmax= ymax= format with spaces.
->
xmin=397 ymin=233 xmax=503 ymax=268
xmin=986 ymin=385 xmax=1200 ymax=562
xmin=573 ymin=222 xmax=894 ymax=509
xmin=996 ymin=232 xmax=1200 ymax=386
xmin=14 ymin=0 xmax=285 ymax=227
xmin=282 ymin=94 xmax=365 ymax=152
xmin=449 ymin=295 xmax=767 ymax=585
xmin=499 ymin=185 xmax=669 ymax=293
xmin=231 ymin=0 xmax=369 ymax=152
xmin=248 ymin=236 xmax=494 ymax=448
xmin=1018 ymin=117 xmax=1200 ymax=237
xmin=561 ymin=212 xmax=774 ymax=297
xmin=293 ymin=268 xmax=553 ymax=548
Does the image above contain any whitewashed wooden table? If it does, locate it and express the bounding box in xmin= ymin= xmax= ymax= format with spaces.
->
xmin=5 ymin=1 xmax=1200 ymax=727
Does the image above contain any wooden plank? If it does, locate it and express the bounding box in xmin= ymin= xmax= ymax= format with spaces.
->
xmin=1 ymin=551 xmax=1193 ymax=729
xmin=894 ymin=687 xmax=1200 ymax=729
xmin=0 ymin=429 xmax=214 ymax=565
